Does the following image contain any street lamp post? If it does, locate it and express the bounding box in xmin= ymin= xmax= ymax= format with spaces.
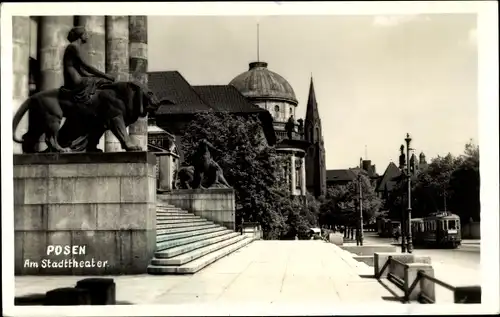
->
xmin=404 ymin=133 xmax=414 ymax=254
xmin=399 ymin=145 xmax=407 ymax=253
xmin=357 ymin=173 xmax=364 ymax=246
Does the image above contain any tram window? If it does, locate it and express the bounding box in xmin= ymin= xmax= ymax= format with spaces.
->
xmin=449 ymin=221 xmax=457 ymax=230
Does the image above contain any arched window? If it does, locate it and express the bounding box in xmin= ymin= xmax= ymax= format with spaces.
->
xmin=289 ymin=107 xmax=293 ymax=116
xmin=274 ymin=105 xmax=280 ymax=116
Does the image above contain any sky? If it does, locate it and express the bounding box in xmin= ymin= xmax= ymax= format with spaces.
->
xmin=148 ymin=14 xmax=478 ymax=172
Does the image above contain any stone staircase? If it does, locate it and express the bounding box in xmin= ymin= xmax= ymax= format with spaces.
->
xmin=147 ymin=203 xmax=253 ymax=274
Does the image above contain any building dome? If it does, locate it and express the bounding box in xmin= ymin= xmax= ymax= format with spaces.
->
xmin=229 ymin=61 xmax=298 ymax=105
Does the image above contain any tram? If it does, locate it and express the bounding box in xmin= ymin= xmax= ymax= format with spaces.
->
xmin=411 ymin=212 xmax=461 ymax=248
xmin=377 ymin=218 xmax=401 ymax=238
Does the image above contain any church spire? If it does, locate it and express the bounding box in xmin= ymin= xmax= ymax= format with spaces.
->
xmin=306 ymin=75 xmax=319 ymax=121
xmin=304 ymin=74 xmax=327 ymax=198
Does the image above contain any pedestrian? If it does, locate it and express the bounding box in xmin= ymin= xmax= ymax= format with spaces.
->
xmin=393 ymin=225 xmax=401 ymax=244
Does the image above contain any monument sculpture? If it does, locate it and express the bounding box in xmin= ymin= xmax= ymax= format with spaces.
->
xmin=297 ymin=118 xmax=304 ymax=136
xmin=173 ymin=139 xmax=230 ymax=189
xmin=162 ymin=138 xmax=236 ymax=231
xmin=285 ymin=115 xmax=295 ymax=140
xmin=12 ymin=26 xmax=160 ymax=154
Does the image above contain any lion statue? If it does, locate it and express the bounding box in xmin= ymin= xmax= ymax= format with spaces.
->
xmin=172 ymin=139 xmax=231 ymax=189
xmin=173 ymin=163 xmax=230 ymax=190
xmin=12 ymin=81 xmax=160 ymax=153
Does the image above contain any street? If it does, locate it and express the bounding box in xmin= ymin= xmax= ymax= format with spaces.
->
xmin=361 ymin=232 xmax=481 ymax=303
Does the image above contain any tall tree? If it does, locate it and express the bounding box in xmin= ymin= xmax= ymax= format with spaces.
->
xmin=321 ymin=173 xmax=382 ymax=227
xmin=388 ymin=140 xmax=480 ymax=223
xmin=449 ymin=141 xmax=480 ymax=222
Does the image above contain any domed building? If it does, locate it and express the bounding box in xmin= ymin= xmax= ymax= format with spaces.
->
xmin=230 ymin=61 xmax=326 ymax=198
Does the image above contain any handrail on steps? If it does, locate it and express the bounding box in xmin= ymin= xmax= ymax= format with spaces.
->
xmin=380 ymin=256 xmax=481 ymax=304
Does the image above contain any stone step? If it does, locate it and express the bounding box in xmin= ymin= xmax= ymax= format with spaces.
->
xmin=156 ymin=226 xmax=226 ymax=244
xmin=156 ymin=228 xmax=232 ymax=251
xmin=156 ymin=224 xmax=221 ymax=238
xmin=156 ymin=220 xmax=213 ymax=230
xmin=156 ymin=218 xmax=205 ymax=225
xmin=151 ymin=234 xmax=247 ymax=266
xmin=148 ymin=236 xmax=253 ymax=274
xmin=155 ymin=231 xmax=241 ymax=259
xmin=157 ymin=203 xmax=176 ymax=208
xmin=156 ymin=216 xmax=203 ymax=224
xmin=156 ymin=213 xmax=197 ymax=219
xmin=156 ymin=207 xmax=188 ymax=213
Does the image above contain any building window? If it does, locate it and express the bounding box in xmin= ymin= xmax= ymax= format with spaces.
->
xmin=274 ymin=105 xmax=280 ymax=117
xmin=289 ymin=107 xmax=293 ymax=117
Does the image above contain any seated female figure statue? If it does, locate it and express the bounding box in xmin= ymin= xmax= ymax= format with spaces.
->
xmin=61 ymin=26 xmax=115 ymax=108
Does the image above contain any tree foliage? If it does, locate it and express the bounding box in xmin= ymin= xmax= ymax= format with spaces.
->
xmin=385 ymin=140 xmax=480 ymax=223
xmin=320 ymin=173 xmax=382 ymax=227
xmin=180 ymin=112 xmax=319 ymax=239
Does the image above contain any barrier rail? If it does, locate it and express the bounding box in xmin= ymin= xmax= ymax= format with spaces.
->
xmin=379 ymin=256 xmax=481 ymax=304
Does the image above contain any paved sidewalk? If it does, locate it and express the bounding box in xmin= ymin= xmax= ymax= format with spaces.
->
xmin=15 ymin=240 xmax=399 ymax=305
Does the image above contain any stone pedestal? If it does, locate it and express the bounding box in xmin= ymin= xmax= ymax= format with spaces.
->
xmin=158 ymin=188 xmax=235 ymax=230
xmin=76 ymin=278 xmax=116 ymax=305
xmin=45 ymin=287 xmax=91 ymax=306
xmin=156 ymin=152 xmax=179 ymax=192
xmin=14 ymin=152 xmax=157 ymax=275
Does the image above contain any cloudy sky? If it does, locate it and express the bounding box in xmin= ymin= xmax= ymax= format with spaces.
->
xmin=149 ymin=14 xmax=477 ymax=172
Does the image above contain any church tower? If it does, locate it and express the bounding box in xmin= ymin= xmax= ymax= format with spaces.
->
xmin=304 ymin=77 xmax=327 ymax=198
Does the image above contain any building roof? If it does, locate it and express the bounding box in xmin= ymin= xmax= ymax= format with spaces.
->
xmin=376 ymin=162 xmax=402 ymax=192
xmin=147 ymin=70 xmax=277 ymax=145
xmin=148 ymin=71 xmax=213 ymax=115
xmin=229 ymin=61 xmax=298 ymax=104
xmin=193 ymin=85 xmax=269 ymax=114
xmin=326 ymin=169 xmax=357 ymax=183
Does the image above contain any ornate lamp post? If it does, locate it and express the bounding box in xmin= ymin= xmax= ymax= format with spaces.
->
xmin=357 ymin=173 xmax=364 ymax=246
xmin=398 ymin=133 xmax=414 ymax=253
xmin=398 ymin=145 xmax=407 ymax=253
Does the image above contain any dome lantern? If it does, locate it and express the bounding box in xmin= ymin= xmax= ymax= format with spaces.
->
xmin=229 ymin=61 xmax=298 ymax=105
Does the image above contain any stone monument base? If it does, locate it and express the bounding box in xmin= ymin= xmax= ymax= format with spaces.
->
xmin=158 ymin=188 xmax=235 ymax=230
xmin=14 ymin=152 xmax=157 ymax=275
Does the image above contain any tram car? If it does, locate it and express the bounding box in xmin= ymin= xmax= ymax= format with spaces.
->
xmin=414 ymin=212 xmax=461 ymax=248
xmin=410 ymin=218 xmax=424 ymax=246
xmin=377 ymin=218 xmax=401 ymax=238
